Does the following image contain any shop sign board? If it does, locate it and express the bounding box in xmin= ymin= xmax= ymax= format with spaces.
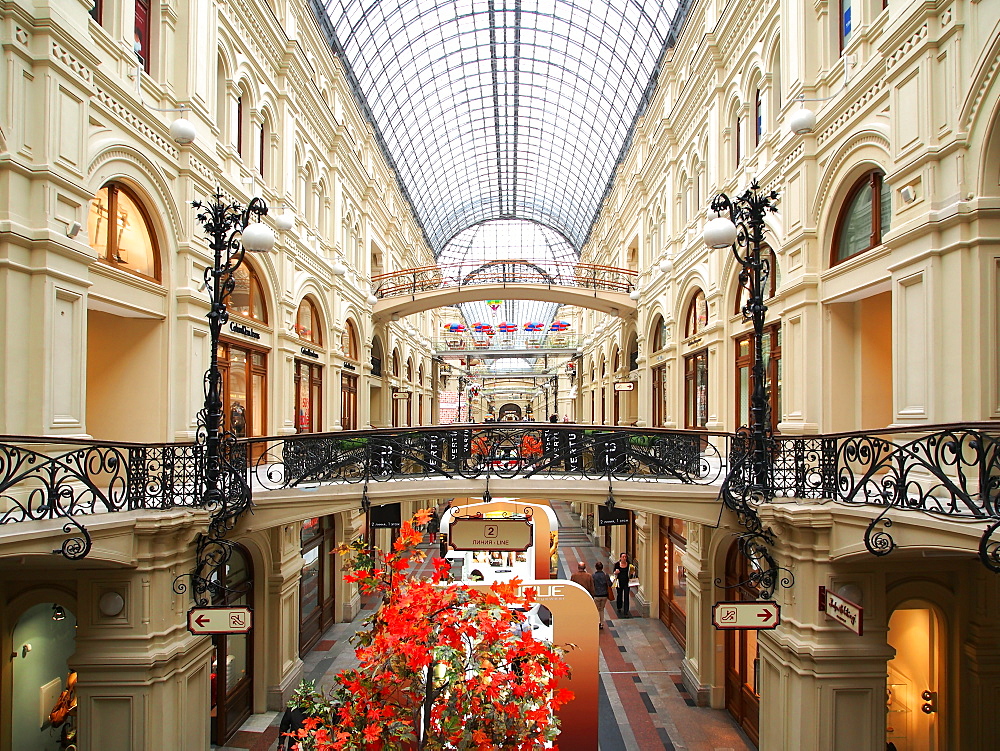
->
xmin=712 ymin=601 xmax=780 ymax=630
xmin=449 ymin=518 xmax=533 ymax=552
xmin=187 ymin=606 xmax=253 ymax=635
xmin=613 ymin=381 xmax=635 ymax=391
xmin=392 ymin=391 xmax=412 ymax=399
xmin=819 ymin=586 xmax=863 ymax=636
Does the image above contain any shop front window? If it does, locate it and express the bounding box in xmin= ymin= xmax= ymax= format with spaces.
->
xmin=219 ymin=342 xmax=267 ymax=439
xmin=88 ymin=183 xmax=160 ymax=280
xmin=295 ymin=360 xmax=322 ymax=433
xmin=684 ymin=349 xmax=708 ymax=429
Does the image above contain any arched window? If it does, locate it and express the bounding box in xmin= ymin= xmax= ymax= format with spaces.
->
xmin=754 ymin=88 xmax=763 ymax=146
xmin=295 ymin=298 xmax=321 ymax=344
xmin=392 ymin=350 xmax=400 ymax=377
xmin=406 ymin=358 xmax=413 ymax=382
xmin=88 ymin=183 xmax=160 ymax=281
xmin=342 ymin=320 xmax=359 ymax=361
xmin=684 ymin=290 xmax=708 ymax=337
xmin=735 ymin=247 xmax=779 ymax=314
xmin=651 ymin=314 xmax=667 ymax=352
xmin=230 ymin=262 xmax=268 ymax=323
xmin=735 ymin=115 xmax=744 ymax=168
xmin=832 ymin=170 xmax=891 ymax=265
xmin=258 ymin=115 xmax=268 ymax=180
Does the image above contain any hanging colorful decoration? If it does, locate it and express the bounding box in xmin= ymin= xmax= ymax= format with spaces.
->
xmin=487 ymin=300 xmax=504 ymax=312
xmin=497 ymin=322 xmax=518 ymax=333
xmin=443 ymin=323 xmax=467 ymax=332
xmin=523 ymin=322 xmax=545 ymax=332
xmin=549 ymin=320 xmax=570 ymax=331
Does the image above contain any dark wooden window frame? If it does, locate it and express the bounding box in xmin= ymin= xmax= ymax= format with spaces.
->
xmin=831 ymin=170 xmax=890 ymax=266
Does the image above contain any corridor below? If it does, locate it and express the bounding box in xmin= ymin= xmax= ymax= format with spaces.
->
xmin=215 ymin=501 xmax=753 ymax=751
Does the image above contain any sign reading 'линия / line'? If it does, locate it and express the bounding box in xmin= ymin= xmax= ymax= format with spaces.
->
xmin=448 ymin=518 xmax=533 ymax=552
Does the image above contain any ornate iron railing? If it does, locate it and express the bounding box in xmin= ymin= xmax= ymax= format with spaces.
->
xmin=245 ymin=425 xmax=726 ymax=490
xmin=1 ymin=423 xmax=999 ymax=572
xmin=0 ymin=436 xmax=206 ymax=559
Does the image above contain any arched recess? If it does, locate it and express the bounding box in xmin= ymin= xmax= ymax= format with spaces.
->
xmin=885 ymin=579 xmax=954 ymax=751
xmin=340 ymin=318 xmax=361 ymax=431
xmin=2 ymin=588 xmax=79 ymax=751
xmin=979 ymin=93 xmax=1000 ymax=196
xmin=84 ymin=151 xmax=180 ymax=442
xmin=293 ymin=295 xmax=324 ymax=433
xmin=369 ymin=333 xmax=388 ymax=428
xmin=648 ymin=311 xmax=670 ymax=426
xmin=819 ymin=148 xmax=894 ymax=431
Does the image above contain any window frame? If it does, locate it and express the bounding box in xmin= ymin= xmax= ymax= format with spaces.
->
xmin=90 ymin=182 xmax=162 ymax=282
xmin=831 ymin=170 xmax=891 ymax=266
xmin=734 ymin=324 xmax=781 ymax=433
xmin=134 ymin=0 xmax=152 ymax=73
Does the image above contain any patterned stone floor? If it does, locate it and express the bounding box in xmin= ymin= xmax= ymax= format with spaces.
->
xmin=215 ymin=502 xmax=754 ymax=751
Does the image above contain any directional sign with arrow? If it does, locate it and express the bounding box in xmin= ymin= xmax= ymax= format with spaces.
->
xmin=187 ymin=607 xmax=253 ymax=635
xmin=712 ymin=600 xmax=780 ymax=630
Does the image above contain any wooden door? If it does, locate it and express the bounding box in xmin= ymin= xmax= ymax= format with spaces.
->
xmin=724 ymin=542 xmax=759 ymax=745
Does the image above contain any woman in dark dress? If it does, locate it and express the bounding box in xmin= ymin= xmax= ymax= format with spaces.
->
xmin=612 ymin=552 xmax=632 ymax=617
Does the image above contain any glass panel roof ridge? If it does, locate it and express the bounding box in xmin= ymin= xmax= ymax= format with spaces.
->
xmin=313 ymin=0 xmax=689 ymax=256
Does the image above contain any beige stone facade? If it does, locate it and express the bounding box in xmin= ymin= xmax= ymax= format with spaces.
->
xmin=2 ymin=0 xmax=1000 ymax=748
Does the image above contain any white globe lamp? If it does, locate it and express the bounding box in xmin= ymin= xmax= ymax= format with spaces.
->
xmin=703 ymin=216 xmax=738 ymax=249
xmin=241 ymin=222 xmax=275 ymax=253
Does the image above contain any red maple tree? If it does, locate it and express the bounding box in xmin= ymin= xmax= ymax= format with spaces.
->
xmin=286 ymin=509 xmax=574 ymax=750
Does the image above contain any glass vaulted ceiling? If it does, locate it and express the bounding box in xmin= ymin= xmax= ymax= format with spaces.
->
xmin=319 ymin=0 xmax=685 ymax=256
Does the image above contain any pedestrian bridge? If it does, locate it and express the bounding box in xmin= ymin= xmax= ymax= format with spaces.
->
xmin=370 ymin=259 xmax=638 ymax=321
xmin=1 ymin=423 xmax=999 ymax=569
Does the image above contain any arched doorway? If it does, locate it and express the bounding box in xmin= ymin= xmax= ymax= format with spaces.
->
xmin=498 ymin=402 xmax=522 ymax=421
xmin=886 ymin=602 xmax=943 ymax=751
xmin=211 ymin=546 xmax=254 ymax=745
xmin=724 ymin=541 xmax=759 ymax=745
xmin=10 ymin=602 xmax=78 ymax=750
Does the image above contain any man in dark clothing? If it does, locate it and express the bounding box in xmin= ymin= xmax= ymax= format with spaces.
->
xmin=277 ymin=705 xmax=307 ymax=751
xmin=592 ymin=561 xmax=612 ymax=629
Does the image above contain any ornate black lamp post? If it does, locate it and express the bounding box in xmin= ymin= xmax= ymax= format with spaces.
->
xmin=704 ymin=181 xmax=791 ymax=597
xmin=193 ymin=190 xmax=275 ymax=506
xmin=704 ymin=181 xmax=778 ymax=496
xmin=174 ymin=190 xmax=275 ymax=606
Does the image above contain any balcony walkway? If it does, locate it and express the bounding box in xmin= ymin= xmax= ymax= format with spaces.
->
xmin=213 ymin=500 xmax=753 ymax=751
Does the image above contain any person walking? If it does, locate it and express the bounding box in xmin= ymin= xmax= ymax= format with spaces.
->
xmin=426 ymin=508 xmax=440 ymax=544
xmin=592 ymin=561 xmax=612 ymax=629
xmin=612 ymin=552 xmax=633 ymax=617
xmin=570 ymin=561 xmax=595 ymax=597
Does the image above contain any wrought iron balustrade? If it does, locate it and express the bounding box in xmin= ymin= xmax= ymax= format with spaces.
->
xmin=0 ymin=436 xmax=208 ymax=559
xmin=1 ymin=423 xmax=999 ymax=571
xmin=246 ymin=424 xmax=727 ymax=490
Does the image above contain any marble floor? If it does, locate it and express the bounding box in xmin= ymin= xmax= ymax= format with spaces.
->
xmin=214 ymin=502 xmax=754 ymax=751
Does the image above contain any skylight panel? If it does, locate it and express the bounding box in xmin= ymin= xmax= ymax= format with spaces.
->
xmin=316 ymin=0 xmax=683 ymax=254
